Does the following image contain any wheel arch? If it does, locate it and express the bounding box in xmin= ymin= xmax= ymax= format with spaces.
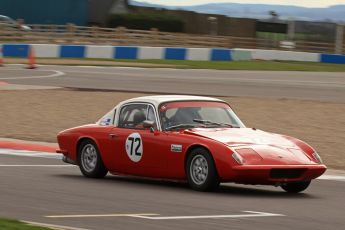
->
xmin=76 ymin=136 xmax=108 ymax=178
xmin=184 ymin=144 xmax=219 ymax=176
xmin=76 ymin=136 xmax=100 ymax=162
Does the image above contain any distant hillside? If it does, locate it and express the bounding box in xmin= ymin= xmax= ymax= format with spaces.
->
xmin=130 ymin=1 xmax=345 ymax=22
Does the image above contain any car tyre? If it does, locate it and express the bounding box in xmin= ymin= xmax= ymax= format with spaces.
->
xmin=186 ymin=148 xmax=219 ymax=192
xmin=281 ymin=180 xmax=311 ymax=193
xmin=78 ymin=139 xmax=108 ymax=178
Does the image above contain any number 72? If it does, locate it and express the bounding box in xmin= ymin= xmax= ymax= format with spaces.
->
xmin=128 ymin=137 xmax=141 ymax=156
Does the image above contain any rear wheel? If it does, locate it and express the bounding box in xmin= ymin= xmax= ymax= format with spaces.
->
xmin=281 ymin=180 xmax=311 ymax=193
xmin=186 ymin=148 xmax=219 ymax=191
xmin=78 ymin=139 xmax=108 ymax=178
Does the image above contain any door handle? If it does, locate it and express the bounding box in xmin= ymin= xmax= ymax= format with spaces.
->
xmin=109 ymin=133 xmax=118 ymax=139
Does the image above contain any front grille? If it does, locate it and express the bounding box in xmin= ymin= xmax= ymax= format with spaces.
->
xmin=270 ymin=168 xmax=306 ymax=179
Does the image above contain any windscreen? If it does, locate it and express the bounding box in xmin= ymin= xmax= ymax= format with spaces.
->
xmin=159 ymin=101 xmax=245 ymax=131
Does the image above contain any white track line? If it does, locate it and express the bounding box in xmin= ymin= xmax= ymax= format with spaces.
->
xmin=23 ymin=220 xmax=90 ymax=230
xmin=131 ymin=211 xmax=284 ymax=220
xmin=0 ymin=69 xmax=65 ymax=79
xmin=46 ymin=211 xmax=284 ymax=220
xmin=0 ymin=149 xmax=62 ymax=159
xmin=46 ymin=213 xmax=159 ymax=218
xmin=318 ymin=175 xmax=345 ymax=182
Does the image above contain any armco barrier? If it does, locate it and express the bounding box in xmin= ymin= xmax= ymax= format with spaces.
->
xmin=186 ymin=48 xmax=209 ymax=61
xmin=85 ymin=45 xmax=113 ymax=59
xmin=114 ymin=46 xmax=139 ymax=59
xmin=320 ymin=54 xmax=345 ymax=64
xmin=231 ymin=49 xmax=252 ymax=61
xmin=234 ymin=48 xmax=319 ymax=62
xmin=211 ymin=49 xmax=232 ymax=61
xmin=1 ymin=44 xmax=345 ymax=64
xmin=164 ymin=48 xmax=187 ymax=60
xmin=255 ymin=50 xmax=319 ymax=62
xmin=1 ymin=44 xmax=233 ymax=61
xmin=32 ymin=44 xmax=59 ymax=58
xmin=138 ymin=47 xmax=164 ymax=60
xmin=60 ymin=45 xmax=86 ymax=58
xmin=2 ymin=44 xmax=30 ymax=57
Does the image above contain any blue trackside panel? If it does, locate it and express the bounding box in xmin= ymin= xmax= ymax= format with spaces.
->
xmin=165 ymin=48 xmax=187 ymax=60
xmin=211 ymin=49 xmax=232 ymax=61
xmin=114 ymin=47 xmax=138 ymax=59
xmin=2 ymin=44 xmax=29 ymax=57
xmin=321 ymin=54 xmax=345 ymax=64
xmin=60 ymin=45 xmax=86 ymax=58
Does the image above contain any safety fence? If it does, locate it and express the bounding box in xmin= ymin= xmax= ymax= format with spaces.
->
xmin=1 ymin=44 xmax=345 ymax=64
xmin=0 ymin=24 xmax=343 ymax=54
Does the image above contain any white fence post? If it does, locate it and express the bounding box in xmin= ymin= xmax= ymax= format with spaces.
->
xmin=335 ymin=24 xmax=344 ymax=54
xmin=287 ymin=19 xmax=295 ymax=40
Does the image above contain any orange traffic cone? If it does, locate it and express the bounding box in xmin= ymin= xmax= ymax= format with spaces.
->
xmin=0 ymin=47 xmax=4 ymax=67
xmin=27 ymin=47 xmax=37 ymax=69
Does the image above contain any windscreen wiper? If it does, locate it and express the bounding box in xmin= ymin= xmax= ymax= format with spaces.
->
xmin=165 ymin=124 xmax=199 ymax=131
xmin=193 ymin=119 xmax=235 ymax=128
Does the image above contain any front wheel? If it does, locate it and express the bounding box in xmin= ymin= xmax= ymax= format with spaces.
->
xmin=281 ymin=180 xmax=311 ymax=193
xmin=78 ymin=139 xmax=108 ymax=178
xmin=186 ymin=148 xmax=219 ymax=192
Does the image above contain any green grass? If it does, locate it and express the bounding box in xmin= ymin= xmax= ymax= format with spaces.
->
xmin=106 ymin=59 xmax=345 ymax=72
xmin=8 ymin=57 xmax=345 ymax=72
xmin=0 ymin=218 xmax=52 ymax=230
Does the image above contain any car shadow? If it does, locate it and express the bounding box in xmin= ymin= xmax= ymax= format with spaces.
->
xmin=55 ymin=174 xmax=317 ymax=199
xmin=216 ymin=184 xmax=315 ymax=199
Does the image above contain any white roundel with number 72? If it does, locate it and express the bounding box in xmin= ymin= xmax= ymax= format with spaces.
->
xmin=125 ymin=133 xmax=143 ymax=162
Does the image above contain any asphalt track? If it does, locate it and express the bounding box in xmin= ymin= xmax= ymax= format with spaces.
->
xmin=0 ymin=151 xmax=344 ymax=230
xmin=1 ymin=65 xmax=345 ymax=229
xmin=1 ymin=65 xmax=345 ymax=102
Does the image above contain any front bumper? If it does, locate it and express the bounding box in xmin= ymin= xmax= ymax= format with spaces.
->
xmin=57 ymin=149 xmax=77 ymax=165
xmin=229 ymin=164 xmax=327 ymax=185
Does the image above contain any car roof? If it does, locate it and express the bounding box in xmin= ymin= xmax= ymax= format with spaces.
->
xmin=118 ymin=95 xmax=225 ymax=108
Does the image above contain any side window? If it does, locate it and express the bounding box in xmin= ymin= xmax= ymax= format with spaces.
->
xmin=98 ymin=109 xmax=116 ymax=126
xmin=118 ymin=104 xmax=158 ymax=129
xmin=147 ymin=105 xmax=158 ymax=129
xmin=147 ymin=106 xmax=155 ymax=122
xmin=118 ymin=104 xmax=148 ymax=129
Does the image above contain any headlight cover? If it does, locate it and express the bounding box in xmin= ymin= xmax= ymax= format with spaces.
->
xmin=232 ymin=152 xmax=244 ymax=165
xmin=312 ymin=152 xmax=323 ymax=164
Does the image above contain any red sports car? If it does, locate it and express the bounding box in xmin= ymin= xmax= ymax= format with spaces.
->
xmin=57 ymin=95 xmax=326 ymax=193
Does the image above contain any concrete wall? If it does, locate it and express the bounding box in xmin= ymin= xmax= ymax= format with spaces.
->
xmin=2 ymin=44 xmax=345 ymax=64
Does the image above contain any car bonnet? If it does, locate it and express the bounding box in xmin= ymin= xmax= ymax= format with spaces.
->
xmin=184 ymin=128 xmax=296 ymax=148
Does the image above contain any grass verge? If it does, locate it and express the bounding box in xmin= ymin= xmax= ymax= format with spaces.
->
xmin=0 ymin=218 xmax=51 ymax=230
xmin=5 ymin=57 xmax=345 ymax=71
xmin=112 ymin=59 xmax=345 ymax=71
